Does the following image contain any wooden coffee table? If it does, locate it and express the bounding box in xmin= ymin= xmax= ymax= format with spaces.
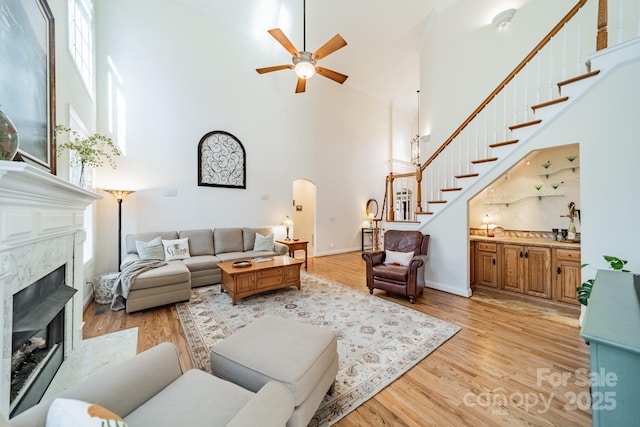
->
xmin=218 ymin=255 xmax=304 ymax=305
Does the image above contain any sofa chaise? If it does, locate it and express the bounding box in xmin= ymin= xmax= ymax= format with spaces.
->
xmin=3 ymin=342 xmax=295 ymax=427
xmin=120 ymin=227 xmax=288 ymax=313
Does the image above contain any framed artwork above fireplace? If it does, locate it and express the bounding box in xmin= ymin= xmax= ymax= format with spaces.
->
xmin=0 ymin=0 xmax=57 ymax=173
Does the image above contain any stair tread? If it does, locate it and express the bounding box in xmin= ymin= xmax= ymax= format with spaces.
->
xmin=455 ymin=173 xmax=479 ymax=179
xmin=471 ymin=157 xmax=498 ymax=164
xmin=427 ymin=200 xmax=447 ymax=204
xmin=416 ymin=212 xmax=434 ymax=215
xmin=489 ymin=139 xmax=519 ymax=148
xmin=509 ymin=119 xmax=542 ymax=131
xmin=441 ymin=187 xmax=463 ymax=192
xmin=531 ymin=96 xmax=569 ymax=111
xmin=557 ymin=70 xmax=601 ymax=88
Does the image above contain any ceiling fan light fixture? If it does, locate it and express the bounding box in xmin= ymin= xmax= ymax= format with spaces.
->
xmin=293 ymin=52 xmax=316 ymax=79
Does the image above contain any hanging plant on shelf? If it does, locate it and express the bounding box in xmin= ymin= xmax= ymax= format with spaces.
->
xmin=55 ymin=125 xmax=121 ymax=188
xmin=542 ymin=160 xmax=552 ymax=169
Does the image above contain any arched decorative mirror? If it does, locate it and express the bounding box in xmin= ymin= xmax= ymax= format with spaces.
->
xmin=365 ymin=199 xmax=378 ymax=218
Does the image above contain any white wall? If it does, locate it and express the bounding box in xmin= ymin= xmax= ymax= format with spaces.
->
xmin=92 ymin=0 xmax=389 ymax=272
xmin=421 ymin=0 xmax=581 ymax=158
xmin=50 ymin=0 xmax=99 ymax=303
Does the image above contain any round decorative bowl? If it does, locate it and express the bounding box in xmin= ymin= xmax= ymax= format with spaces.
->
xmin=232 ymin=261 xmax=252 ymax=268
xmin=0 ymin=110 xmax=19 ymax=161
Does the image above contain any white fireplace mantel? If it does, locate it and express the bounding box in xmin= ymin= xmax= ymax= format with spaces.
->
xmin=0 ymin=161 xmax=100 ymax=416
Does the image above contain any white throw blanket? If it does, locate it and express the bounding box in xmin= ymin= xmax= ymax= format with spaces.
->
xmin=111 ymin=259 xmax=167 ymax=311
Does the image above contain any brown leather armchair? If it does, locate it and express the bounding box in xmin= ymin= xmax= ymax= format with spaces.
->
xmin=361 ymin=230 xmax=430 ymax=304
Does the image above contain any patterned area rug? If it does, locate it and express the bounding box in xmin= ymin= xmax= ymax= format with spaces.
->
xmin=176 ymin=272 xmax=460 ymax=426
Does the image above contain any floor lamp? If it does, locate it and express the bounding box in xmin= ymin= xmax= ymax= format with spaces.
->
xmin=104 ymin=189 xmax=135 ymax=271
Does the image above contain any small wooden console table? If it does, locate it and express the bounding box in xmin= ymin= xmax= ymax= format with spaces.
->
xmin=218 ymin=256 xmax=304 ymax=305
xmin=276 ymin=239 xmax=309 ymax=268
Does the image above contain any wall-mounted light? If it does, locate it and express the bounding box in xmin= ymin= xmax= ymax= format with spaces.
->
xmin=411 ymin=90 xmax=421 ymax=166
xmin=492 ymin=8 xmax=516 ymax=31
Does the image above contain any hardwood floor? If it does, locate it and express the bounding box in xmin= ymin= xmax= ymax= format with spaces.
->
xmin=83 ymin=252 xmax=591 ymax=426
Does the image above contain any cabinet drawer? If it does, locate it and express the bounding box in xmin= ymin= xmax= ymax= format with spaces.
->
xmin=556 ymin=249 xmax=580 ymax=262
xmin=257 ymin=268 xmax=281 ymax=279
xmin=477 ymin=242 xmax=497 ymax=252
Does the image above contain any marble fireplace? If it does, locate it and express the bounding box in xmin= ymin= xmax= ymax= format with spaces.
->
xmin=0 ymin=161 xmax=100 ymax=416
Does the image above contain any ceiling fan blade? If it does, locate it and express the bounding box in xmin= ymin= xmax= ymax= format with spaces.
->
xmin=312 ymin=34 xmax=347 ymax=61
xmin=256 ymin=64 xmax=294 ymax=74
xmin=268 ymin=28 xmax=300 ymax=57
xmin=315 ymin=67 xmax=348 ymax=84
xmin=295 ymin=78 xmax=306 ymax=93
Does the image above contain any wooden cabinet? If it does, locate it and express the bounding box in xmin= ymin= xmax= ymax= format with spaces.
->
xmin=552 ymin=248 xmax=581 ymax=305
xmin=472 ymin=238 xmax=576 ymax=304
xmin=475 ymin=242 xmax=498 ymax=288
xmin=501 ymin=245 xmax=551 ymax=298
xmin=502 ymin=244 xmax=524 ymax=293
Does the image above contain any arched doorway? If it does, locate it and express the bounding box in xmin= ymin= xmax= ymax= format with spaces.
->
xmin=292 ymin=179 xmax=316 ymax=258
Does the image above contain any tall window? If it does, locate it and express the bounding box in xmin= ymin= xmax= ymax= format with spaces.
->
xmin=68 ymin=0 xmax=94 ymax=93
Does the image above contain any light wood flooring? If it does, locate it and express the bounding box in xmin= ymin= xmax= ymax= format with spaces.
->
xmin=83 ymin=252 xmax=591 ymax=426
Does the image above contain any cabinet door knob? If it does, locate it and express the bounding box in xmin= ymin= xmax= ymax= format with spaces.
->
xmin=492 ymin=258 xmax=496 ymax=265
xmin=557 ymin=267 xmax=562 ymax=274
xmin=524 ymin=252 xmax=529 ymax=259
xmin=519 ymin=251 xmax=524 ymax=258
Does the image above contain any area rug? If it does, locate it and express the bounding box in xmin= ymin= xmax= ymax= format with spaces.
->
xmin=176 ymin=273 xmax=460 ymax=426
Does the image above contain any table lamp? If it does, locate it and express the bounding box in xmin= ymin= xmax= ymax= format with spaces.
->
xmin=482 ymin=214 xmax=494 ymax=238
xmin=283 ymin=216 xmax=294 ymax=240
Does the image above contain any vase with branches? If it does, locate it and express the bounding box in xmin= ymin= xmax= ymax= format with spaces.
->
xmin=55 ymin=125 xmax=121 ymax=187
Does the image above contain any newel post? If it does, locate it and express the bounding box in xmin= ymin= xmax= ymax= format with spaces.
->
xmin=596 ymin=0 xmax=608 ymax=50
xmin=415 ymin=167 xmax=423 ymax=214
xmin=387 ymin=173 xmax=395 ymax=221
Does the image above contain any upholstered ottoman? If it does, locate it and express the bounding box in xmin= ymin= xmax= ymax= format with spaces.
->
xmin=210 ymin=315 xmax=338 ymax=427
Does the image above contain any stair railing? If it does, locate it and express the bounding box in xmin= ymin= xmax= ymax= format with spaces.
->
xmin=383 ymin=0 xmax=638 ymax=223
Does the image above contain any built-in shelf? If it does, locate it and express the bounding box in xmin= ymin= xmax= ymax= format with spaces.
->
xmin=538 ymin=166 xmax=580 ymax=178
xmin=485 ymin=194 xmax=565 ymax=207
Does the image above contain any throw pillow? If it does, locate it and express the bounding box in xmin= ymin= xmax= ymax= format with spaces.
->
xmin=384 ymin=250 xmax=414 ymax=266
xmin=162 ymin=237 xmax=191 ymax=260
xmin=135 ymin=236 xmax=164 ymax=260
xmin=46 ymin=398 xmax=129 ymax=427
xmin=253 ymin=232 xmax=274 ymax=251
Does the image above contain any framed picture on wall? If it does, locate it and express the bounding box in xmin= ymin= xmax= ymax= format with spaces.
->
xmin=0 ymin=0 xmax=56 ymax=173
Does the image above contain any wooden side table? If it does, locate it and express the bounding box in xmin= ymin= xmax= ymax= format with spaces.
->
xmin=276 ymin=239 xmax=309 ymax=269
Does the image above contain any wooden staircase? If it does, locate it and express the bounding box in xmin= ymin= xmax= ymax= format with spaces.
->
xmin=381 ymin=0 xmax=626 ymax=227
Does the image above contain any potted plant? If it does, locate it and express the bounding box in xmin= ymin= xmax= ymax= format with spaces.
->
xmin=55 ymin=125 xmax=121 ymax=187
xmin=577 ymin=255 xmax=629 ymax=324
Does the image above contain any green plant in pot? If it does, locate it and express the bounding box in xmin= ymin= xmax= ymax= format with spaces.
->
xmin=55 ymin=125 xmax=121 ymax=187
xmin=577 ymin=255 xmax=629 ymax=306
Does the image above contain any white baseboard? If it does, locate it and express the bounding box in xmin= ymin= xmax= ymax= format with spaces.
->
xmin=426 ymin=280 xmax=472 ymax=297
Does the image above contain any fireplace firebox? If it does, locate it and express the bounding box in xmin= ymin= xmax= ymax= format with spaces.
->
xmin=10 ymin=265 xmax=76 ymax=417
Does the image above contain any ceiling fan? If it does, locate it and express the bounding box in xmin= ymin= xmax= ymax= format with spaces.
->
xmin=256 ymin=0 xmax=348 ymax=93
